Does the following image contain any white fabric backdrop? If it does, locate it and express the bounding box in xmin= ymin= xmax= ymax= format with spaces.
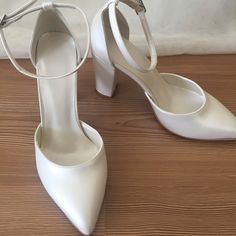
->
xmin=1 ymin=0 xmax=236 ymax=58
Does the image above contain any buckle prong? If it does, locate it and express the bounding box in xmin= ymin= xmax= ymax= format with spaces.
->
xmin=136 ymin=0 xmax=146 ymax=14
xmin=0 ymin=14 xmax=7 ymax=27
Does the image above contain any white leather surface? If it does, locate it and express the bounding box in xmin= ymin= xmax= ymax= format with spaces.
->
xmin=1 ymin=0 xmax=236 ymax=58
xmin=91 ymin=3 xmax=236 ymax=140
xmin=105 ymin=18 xmax=205 ymax=114
xmin=31 ymin=8 xmax=107 ymax=235
xmin=37 ymin=32 xmax=99 ymax=166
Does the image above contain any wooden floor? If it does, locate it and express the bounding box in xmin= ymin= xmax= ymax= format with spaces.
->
xmin=0 ymin=56 xmax=236 ymax=235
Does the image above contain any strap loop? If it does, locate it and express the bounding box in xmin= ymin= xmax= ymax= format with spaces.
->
xmin=0 ymin=1 xmax=90 ymax=80
xmin=108 ymin=0 xmax=157 ymax=72
xmin=42 ymin=2 xmax=54 ymax=11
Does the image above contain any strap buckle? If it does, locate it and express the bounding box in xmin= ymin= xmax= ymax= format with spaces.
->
xmin=0 ymin=0 xmax=37 ymax=28
xmin=0 ymin=15 xmax=7 ymax=28
xmin=135 ymin=0 xmax=146 ymax=14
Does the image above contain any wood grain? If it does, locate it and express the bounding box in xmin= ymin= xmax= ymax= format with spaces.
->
xmin=0 ymin=55 xmax=236 ymax=235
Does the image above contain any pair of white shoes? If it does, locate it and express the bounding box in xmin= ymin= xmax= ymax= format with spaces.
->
xmin=1 ymin=0 xmax=236 ymax=235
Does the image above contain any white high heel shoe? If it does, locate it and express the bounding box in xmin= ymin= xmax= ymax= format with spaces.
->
xmin=0 ymin=1 xmax=107 ymax=235
xmin=91 ymin=0 xmax=236 ymax=140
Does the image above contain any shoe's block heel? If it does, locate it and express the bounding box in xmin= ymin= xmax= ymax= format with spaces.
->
xmin=93 ymin=57 xmax=117 ymax=97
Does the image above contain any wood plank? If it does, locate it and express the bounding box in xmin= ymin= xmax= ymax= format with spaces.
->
xmin=0 ymin=55 xmax=236 ymax=235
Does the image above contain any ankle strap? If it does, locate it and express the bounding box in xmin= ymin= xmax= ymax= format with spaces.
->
xmin=0 ymin=1 xmax=90 ymax=80
xmin=108 ymin=0 xmax=157 ymax=72
xmin=117 ymin=0 xmax=146 ymax=14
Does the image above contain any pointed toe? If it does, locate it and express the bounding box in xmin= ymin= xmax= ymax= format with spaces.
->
xmin=71 ymin=210 xmax=98 ymax=235
xmin=200 ymin=92 xmax=236 ymax=139
xmin=34 ymin=122 xmax=107 ymax=235
xmin=64 ymin=173 xmax=106 ymax=235
xmin=77 ymin=220 xmax=95 ymax=236
xmin=146 ymin=74 xmax=236 ymax=140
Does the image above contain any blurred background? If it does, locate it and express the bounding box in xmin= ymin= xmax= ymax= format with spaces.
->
xmin=1 ymin=0 xmax=236 ymax=58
